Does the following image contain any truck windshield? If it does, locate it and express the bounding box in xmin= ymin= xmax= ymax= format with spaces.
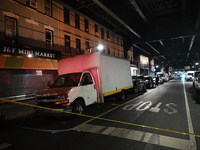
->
xmin=50 ymin=73 xmax=82 ymax=88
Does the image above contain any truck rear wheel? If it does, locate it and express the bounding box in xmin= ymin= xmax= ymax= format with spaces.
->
xmin=72 ymin=100 xmax=85 ymax=114
xmin=116 ymin=91 xmax=126 ymax=101
xmin=133 ymin=86 xmax=139 ymax=94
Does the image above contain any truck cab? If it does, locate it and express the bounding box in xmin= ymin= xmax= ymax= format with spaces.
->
xmin=35 ymin=71 xmax=97 ymax=115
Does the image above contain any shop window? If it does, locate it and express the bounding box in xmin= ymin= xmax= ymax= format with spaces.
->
xmin=65 ymin=35 xmax=71 ymax=53
xmin=5 ymin=17 xmax=17 ymax=44
xmin=46 ymin=29 xmax=53 ymax=49
xmin=76 ymin=38 xmax=81 ymax=54
xmin=45 ymin=0 xmax=52 ymax=16
xmin=85 ymin=19 xmax=89 ymax=32
xmin=64 ymin=7 xmax=70 ymax=25
xmin=75 ymin=13 xmax=80 ymax=29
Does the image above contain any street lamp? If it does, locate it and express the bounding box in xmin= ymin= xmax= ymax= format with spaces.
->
xmin=97 ymin=44 xmax=104 ymax=51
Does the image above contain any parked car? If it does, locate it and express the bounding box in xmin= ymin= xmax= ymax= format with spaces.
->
xmin=193 ymin=71 xmax=200 ymax=95
xmin=185 ymin=71 xmax=194 ymax=81
xmin=196 ymin=74 xmax=200 ymax=95
xmin=152 ymin=75 xmax=163 ymax=85
xmin=169 ymin=74 xmax=174 ymax=80
xmin=144 ymin=76 xmax=155 ymax=88
xmin=132 ymin=76 xmax=146 ymax=93
xmin=156 ymin=72 xmax=167 ymax=83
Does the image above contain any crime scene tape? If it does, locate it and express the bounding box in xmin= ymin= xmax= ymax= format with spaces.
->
xmin=1 ymin=98 xmax=200 ymax=137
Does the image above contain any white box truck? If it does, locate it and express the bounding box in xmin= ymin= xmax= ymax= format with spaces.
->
xmin=35 ymin=52 xmax=133 ymax=114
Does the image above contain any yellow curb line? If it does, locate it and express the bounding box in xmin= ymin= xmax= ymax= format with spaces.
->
xmin=1 ymin=98 xmax=200 ymax=137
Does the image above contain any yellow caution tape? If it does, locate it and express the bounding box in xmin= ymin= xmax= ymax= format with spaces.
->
xmin=1 ymin=98 xmax=200 ymax=137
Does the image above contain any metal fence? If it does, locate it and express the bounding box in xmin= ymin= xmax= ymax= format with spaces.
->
xmin=0 ymin=69 xmax=58 ymax=100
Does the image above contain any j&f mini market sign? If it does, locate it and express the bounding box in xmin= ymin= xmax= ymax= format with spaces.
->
xmin=1 ymin=45 xmax=61 ymax=60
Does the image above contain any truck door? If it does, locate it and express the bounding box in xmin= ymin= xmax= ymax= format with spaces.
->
xmin=81 ymin=72 xmax=97 ymax=105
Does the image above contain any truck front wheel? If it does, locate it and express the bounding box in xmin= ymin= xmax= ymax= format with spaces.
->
xmin=72 ymin=100 xmax=85 ymax=114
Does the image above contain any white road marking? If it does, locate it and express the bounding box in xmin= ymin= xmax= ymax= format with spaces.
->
xmin=149 ymin=102 xmax=162 ymax=112
xmin=73 ymin=123 xmax=190 ymax=150
xmin=0 ymin=143 xmax=12 ymax=150
xmin=13 ymin=82 xmax=196 ymax=150
xmin=183 ymin=81 xmax=197 ymax=150
xmin=163 ymin=103 xmax=177 ymax=114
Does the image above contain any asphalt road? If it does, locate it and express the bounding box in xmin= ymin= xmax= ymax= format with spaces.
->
xmin=1 ymin=78 xmax=200 ymax=150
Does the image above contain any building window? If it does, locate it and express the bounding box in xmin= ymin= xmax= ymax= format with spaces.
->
xmin=5 ymin=17 xmax=17 ymax=44
xmin=46 ymin=29 xmax=53 ymax=49
xmin=45 ymin=0 xmax=52 ymax=16
xmin=75 ymin=13 xmax=80 ymax=29
xmin=76 ymin=38 xmax=81 ymax=54
xmin=86 ymin=41 xmax=90 ymax=50
xmin=85 ymin=41 xmax=90 ymax=53
xmin=85 ymin=19 xmax=89 ymax=32
xmin=95 ymin=24 xmax=98 ymax=36
xmin=107 ymin=47 xmax=110 ymax=54
xmin=107 ymin=31 xmax=109 ymax=40
xmin=64 ymin=7 xmax=70 ymax=25
xmin=95 ymin=24 xmax=98 ymax=32
xmin=101 ymin=27 xmax=104 ymax=39
xmin=65 ymin=35 xmax=70 ymax=53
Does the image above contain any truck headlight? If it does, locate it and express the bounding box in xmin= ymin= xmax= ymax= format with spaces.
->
xmin=55 ymin=94 xmax=69 ymax=104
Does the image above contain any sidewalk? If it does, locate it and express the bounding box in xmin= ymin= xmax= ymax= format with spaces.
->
xmin=0 ymin=99 xmax=36 ymax=122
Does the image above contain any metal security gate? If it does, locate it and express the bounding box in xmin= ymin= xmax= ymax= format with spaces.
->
xmin=0 ymin=69 xmax=58 ymax=101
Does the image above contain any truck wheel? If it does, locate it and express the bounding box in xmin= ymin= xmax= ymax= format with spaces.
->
xmin=116 ymin=91 xmax=126 ymax=101
xmin=72 ymin=100 xmax=85 ymax=114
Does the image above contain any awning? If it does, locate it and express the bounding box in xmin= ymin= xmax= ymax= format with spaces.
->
xmin=0 ymin=54 xmax=58 ymax=70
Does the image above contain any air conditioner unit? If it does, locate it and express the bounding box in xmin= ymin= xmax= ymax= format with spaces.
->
xmin=29 ymin=0 xmax=37 ymax=8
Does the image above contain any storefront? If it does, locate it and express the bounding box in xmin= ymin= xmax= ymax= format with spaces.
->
xmin=0 ymin=42 xmax=61 ymax=101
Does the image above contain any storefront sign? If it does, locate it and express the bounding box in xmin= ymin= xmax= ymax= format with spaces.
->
xmin=0 ymin=44 xmax=61 ymax=60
